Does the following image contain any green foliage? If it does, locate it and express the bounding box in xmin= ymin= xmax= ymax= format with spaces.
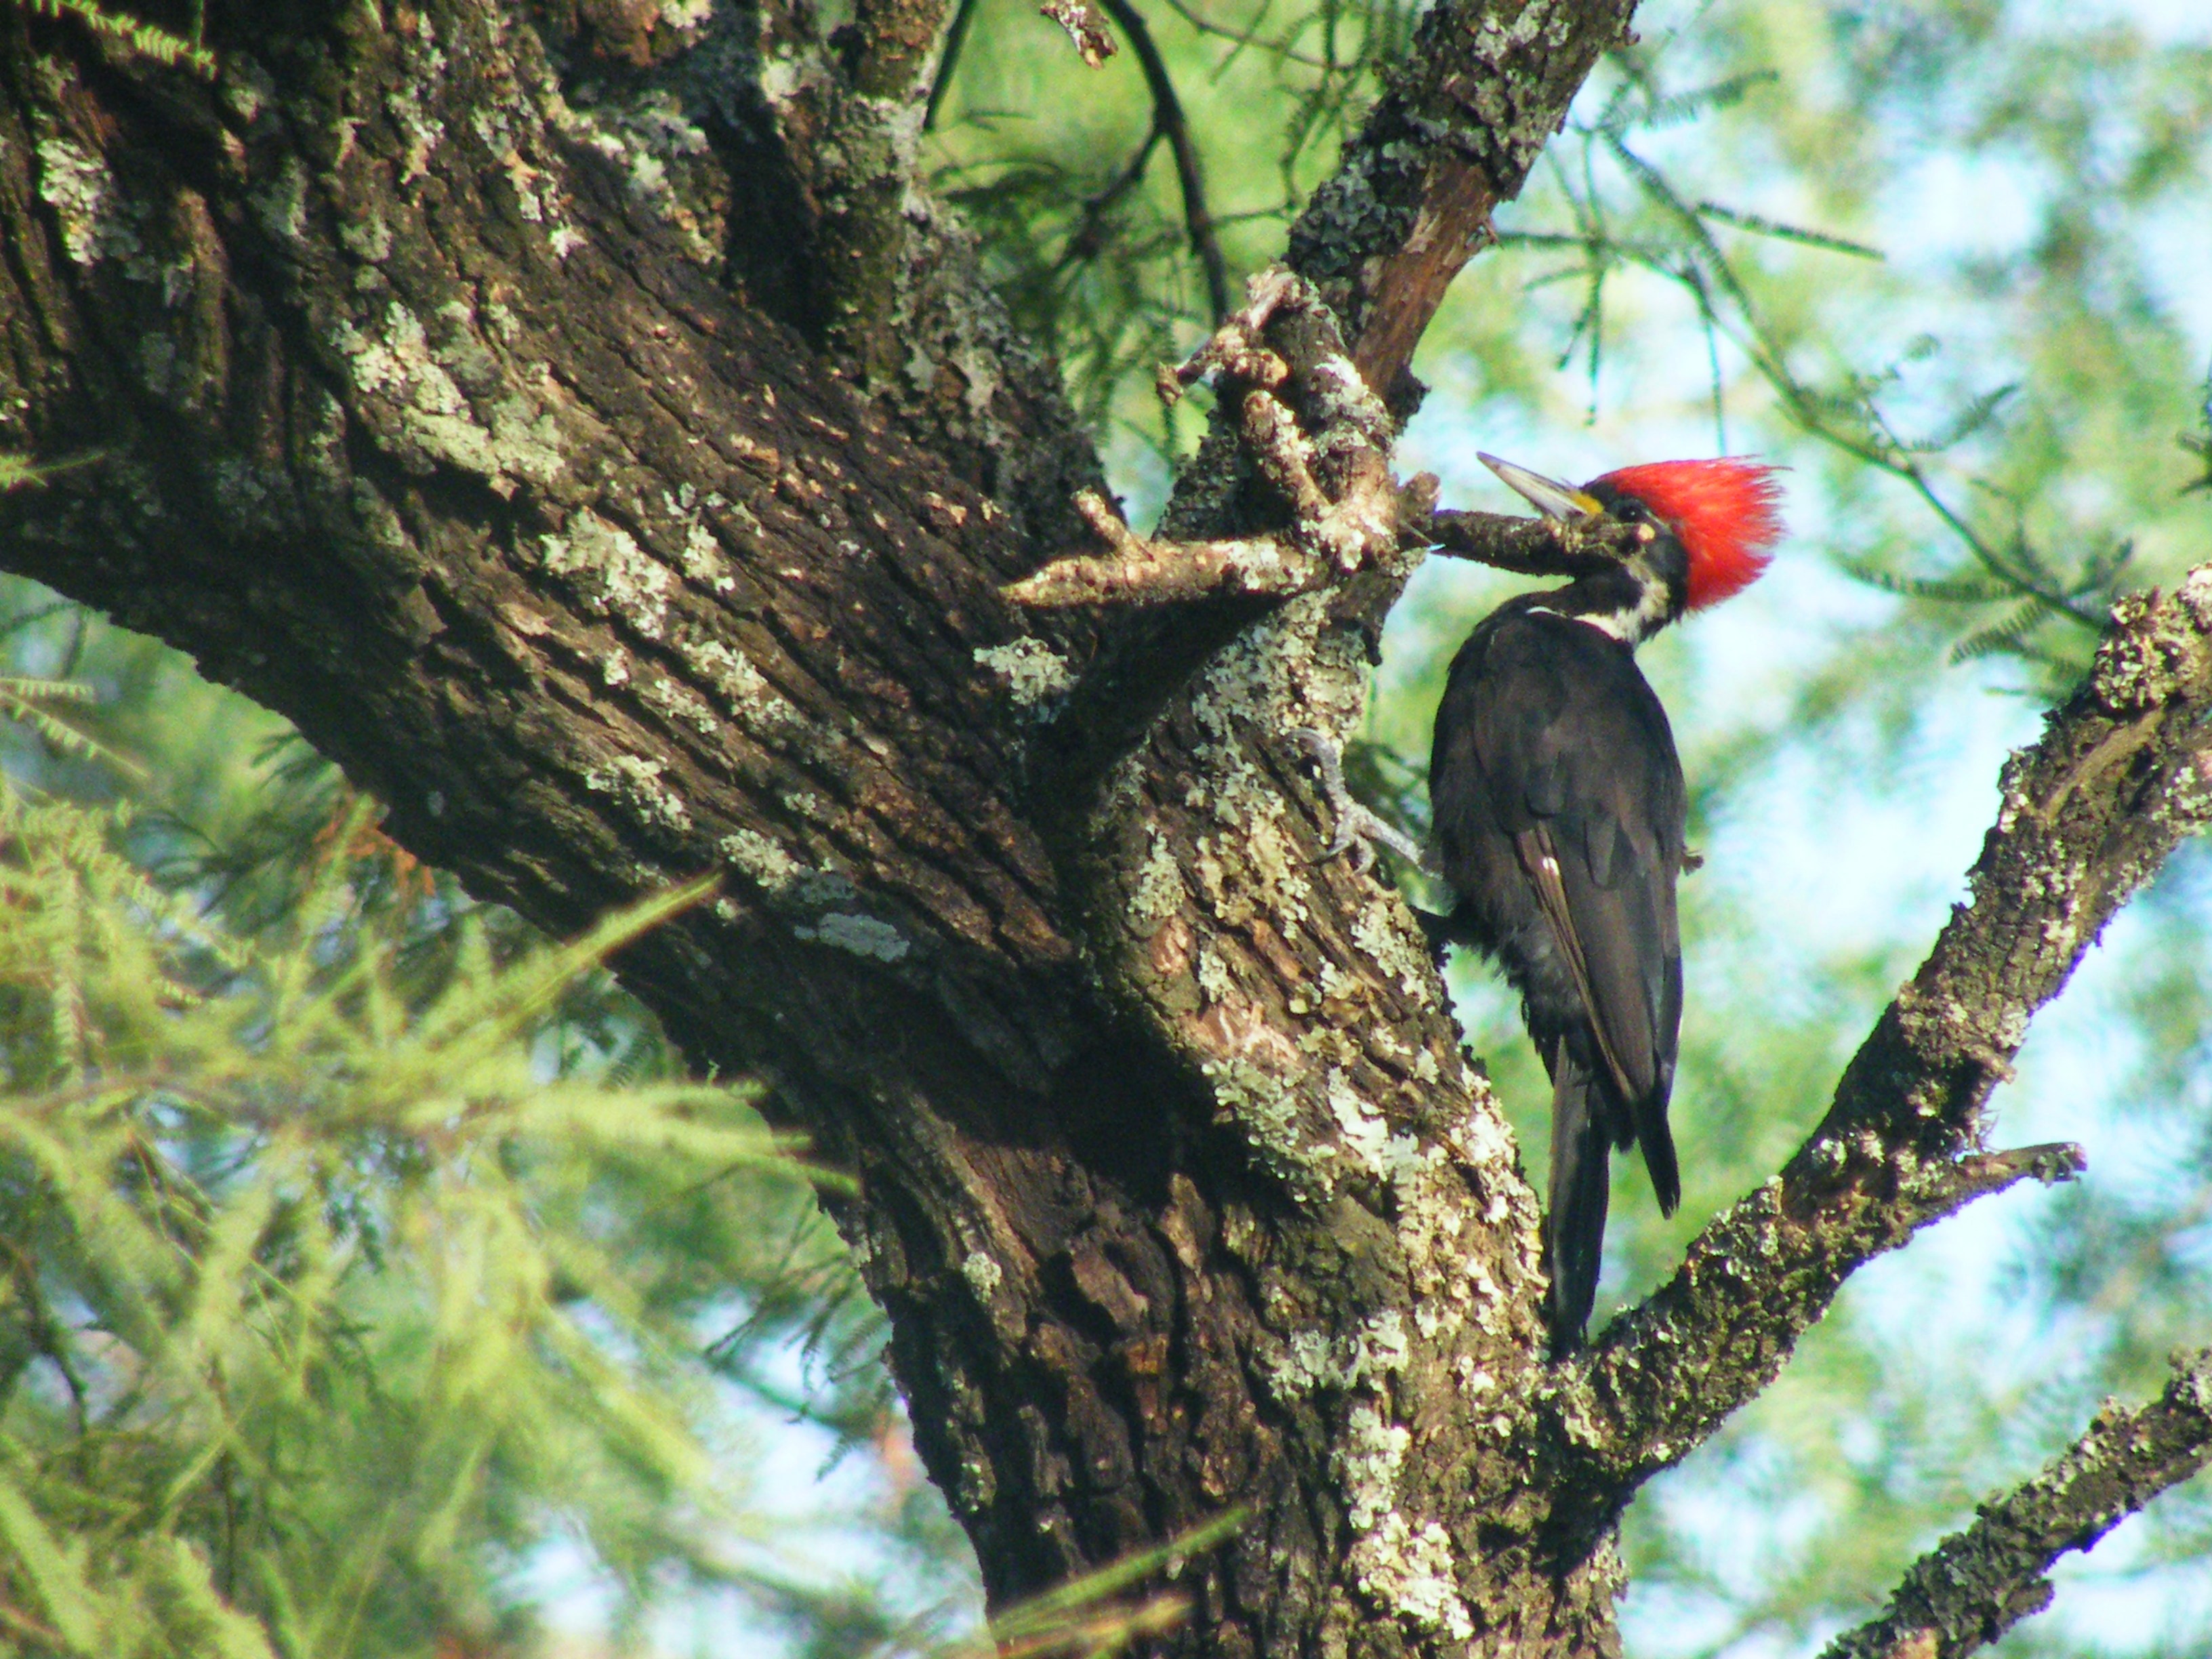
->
xmin=0 ymin=583 xmax=983 ymax=1657
xmin=0 ymin=779 xmax=777 ymax=1654
xmin=5 ymin=0 xmax=214 ymax=75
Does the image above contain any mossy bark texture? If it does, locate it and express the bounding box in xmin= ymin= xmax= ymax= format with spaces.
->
xmin=1 ymin=1 xmax=2207 ymax=1656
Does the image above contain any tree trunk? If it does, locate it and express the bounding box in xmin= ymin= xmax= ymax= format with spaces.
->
xmin=3 ymin=1 xmax=2208 ymax=1656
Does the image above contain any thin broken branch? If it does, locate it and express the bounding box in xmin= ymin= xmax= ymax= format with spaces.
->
xmin=924 ymin=0 xmax=980 ymax=126
xmin=1012 ymin=494 xmax=1647 ymax=610
xmin=1555 ymin=565 xmax=2212 ymax=1500
xmin=1039 ymin=0 xmax=1118 ymax=67
xmin=1097 ymin=0 xmax=1232 ymax=319
xmin=1057 ymin=129 xmax=1165 ymax=269
xmin=1821 ymin=1347 xmax=2212 ymax=1659
xmin=1004 ymin=491 xmax=1330 ymax=607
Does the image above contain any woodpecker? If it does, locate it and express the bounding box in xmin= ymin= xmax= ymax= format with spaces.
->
xmin=1431 ymin=453 xmax=1782 ymax=1355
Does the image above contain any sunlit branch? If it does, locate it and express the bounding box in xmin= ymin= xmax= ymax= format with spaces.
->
xmin=1012 ymin=269 xmax=1410 ymax=606
xmin=1820 ymin=1347 xmax=2212 ymax=1659
xmin=1007 ymin=489 xmax=1333 ymax=607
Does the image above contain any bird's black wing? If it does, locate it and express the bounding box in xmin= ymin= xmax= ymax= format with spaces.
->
xmin=1454 ymin=609 xmax=1687 ymax=1212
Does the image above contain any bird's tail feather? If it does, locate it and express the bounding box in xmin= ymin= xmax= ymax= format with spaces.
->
xmin=1634 ymin=1094 xmax=1681 ymax=1218
xmin=1544 ymin=1043 xmax=1612 ymax=1357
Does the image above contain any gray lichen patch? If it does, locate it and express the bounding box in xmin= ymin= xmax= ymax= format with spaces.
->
xmin=1332 ymin=1399 xmax=1479 ymax=1641
xmin=1129 ymin=831 xmax=1187 ymax=930
xmin=1200 ymin=1048 xmax=1335 ymax=1200
xmin=1353 ymin=895 xmax=1433 ymax=1001
xmin=1265 ymin=1309 xmax=1413 ymax=1401
xmin=638 ymin=672 xmax=722 ymax=738
xmin=675 ymin=632 xmax=811 ymax=739
xmin=960 ymin=1248 xmax=1004 ymax=1298
xmin=796 ymin=911 xmax=911 ymax=962
xmin=34 ymin=135 xmax=131 ymax=268
xmin=583 ymin=752 xmax=691 ymax=834
xmin=1351 ymin=1513 xmax=1476 ymax=1643
xmin=719 ymin=827 xmax=857 ymax=912
xmin=335 ymin=300 xmax=566 ymax=490
xmin=716 ymin=818 xmax=907 ymax=960
xmin=973 ymin=637 xmax=1074 ymax=708
xmin=535 ymin=510 xmax=677 ymax=638
xmin=678 ymin=510 xmax=740 ymax=595
xmin=550 ymin=89 xmax=722 ymax=264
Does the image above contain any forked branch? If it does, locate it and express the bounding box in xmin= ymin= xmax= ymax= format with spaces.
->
xmin=1821 ymin=1347 xmax=2212 ymax=1659
xmin=1008 ymin=269 xmax=1418 ymax=609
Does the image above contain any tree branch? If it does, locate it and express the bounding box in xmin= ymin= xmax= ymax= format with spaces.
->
xmin=1038 ymin=0 xmax=1120 ymax=68
xmin=1821 ymin=1347 xmax=2212 ymax=1659
xmin=1551 ymin=565 xmax=2212 ymax=1500
xmin=1006 ymin=491 xmax=1332 ymax=608
xmin=1097 ymin=0 xmax=1233 ymax=321
xmin=1006 ymin=271 xmax=1418 ymax=610
xmin=1429 ymin=506 xmax=1650 ymax=576
xmin=1010 ymin=497 xmax=1644 ymax=609
xmin=1286 ymin=0 xmax=1641 ymax=408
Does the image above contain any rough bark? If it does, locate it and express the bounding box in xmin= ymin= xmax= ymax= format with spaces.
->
xmin=1 ymin=1 xmax=2206 ymax=1657
xmin=1288 ymin=0 xmax=1639 ymax=410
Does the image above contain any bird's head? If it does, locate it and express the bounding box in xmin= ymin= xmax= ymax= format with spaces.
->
xmin=1477 ymin=452 xmax=1784 ymax=640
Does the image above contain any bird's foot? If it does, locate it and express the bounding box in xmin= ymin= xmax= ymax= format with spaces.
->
xmin=1288 ymin=728 xmax=1431 ymax=874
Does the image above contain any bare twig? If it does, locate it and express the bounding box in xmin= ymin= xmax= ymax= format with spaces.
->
xmin=1153 ymin=0 xmax=1336 ymax=71
xmin=1096 ymin=0 xmax=1233 ymax=320
xmin=1005 ymin=491 xmax=1329 ymax=607
xmin=1820 ymin=1347 xmax=2212 ymax=1659
xmin=1552 ymin=564 xmax=2212 ymax=1499
xmin=924 ymin=0 xmax=980 ymax=127
xmin=1056 ymin=130 xmax=1165 ymax=270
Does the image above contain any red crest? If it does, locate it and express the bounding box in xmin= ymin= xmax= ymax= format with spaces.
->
xmin=1593 ymin=459 xmax=1784 ymax=611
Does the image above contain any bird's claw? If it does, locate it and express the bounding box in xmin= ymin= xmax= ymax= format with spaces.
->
xmin=1288 ymin=727 xmax=1426 ymax=873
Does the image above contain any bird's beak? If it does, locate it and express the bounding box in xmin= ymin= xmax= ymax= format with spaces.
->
xmin=1477 ymin=453 xmax=1605 ymax=521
